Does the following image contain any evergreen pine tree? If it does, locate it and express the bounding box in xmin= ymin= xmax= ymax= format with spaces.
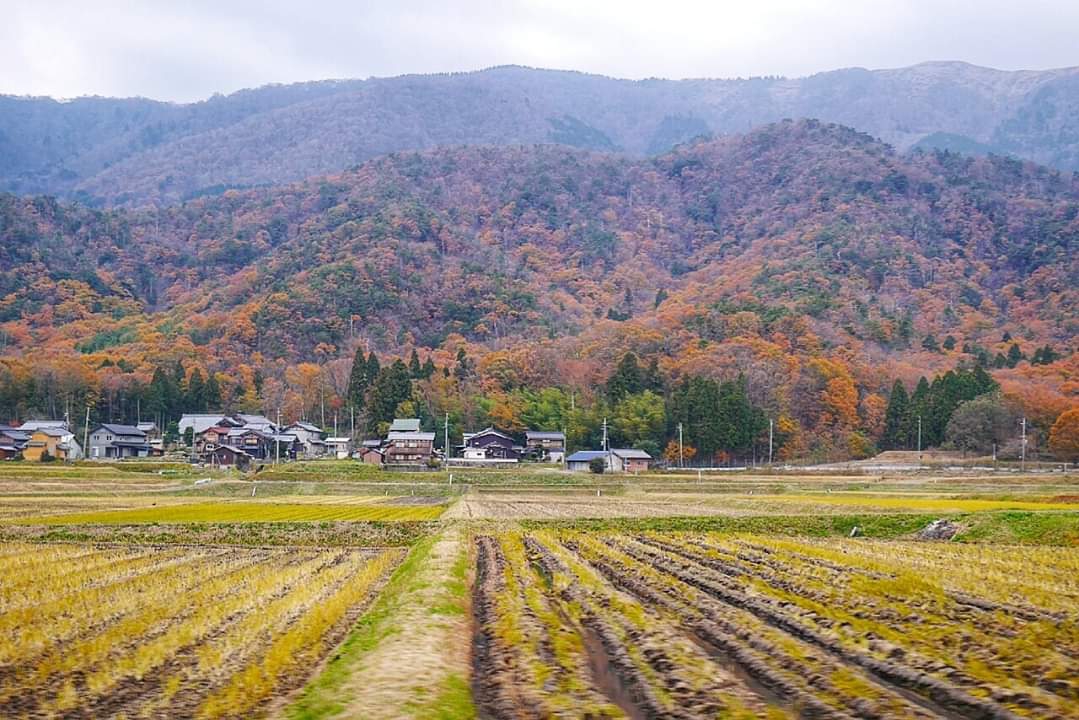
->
xmin=606 ymin=352 xmax=644 ymax=402
xmin=185 ymin=369 xmax=206 ymax=412
xmin=347 ymin=348 xmax=370 ymax=411
xmin=882 ymin=380 xmax=909 ymax=449
xmin=366 ymin=352 xmax=381 ymax=388
xmin=204 ymin=372 xmax=222 ymax=411
xmin=1006 ymin=343 xmax=1024 ymax=368
xmin=409 ymin=349 xmax=422 ymax=378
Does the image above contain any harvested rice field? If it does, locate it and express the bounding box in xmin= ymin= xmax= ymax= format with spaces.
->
xmin=446 ymin=490 xmax=1079 ymax=520
xmin=0 ymin=542 xmax=402 ymax=718
xmin=14 ymin=500 xmax=447 ymax=524
xmin=472 ymin=531 xmax=1079 ymax=719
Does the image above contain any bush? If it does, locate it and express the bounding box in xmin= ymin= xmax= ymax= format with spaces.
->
xmin=589 ymin=457 xmax=606 ymax=474
xmin=40 ymin=450 xmax=56 ymax=463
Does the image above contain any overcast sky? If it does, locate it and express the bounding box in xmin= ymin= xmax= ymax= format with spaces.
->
xmin=2 ymin=0 xmax=1078 ymax=102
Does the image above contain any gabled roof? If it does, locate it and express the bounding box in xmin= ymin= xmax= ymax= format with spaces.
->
xmin=35 ymin=427 xmax=71 ymax=438
xmin=326 ymin=436 xmax=353 ymax=443
xmin=0 ymin=429 xmax=30 ymax=442
xmin=526 ymin=431 xmax=566 ymax=440
xmin=361 ymin=439 xmax=382 ymax=448
xmin=387 ymin=431 xmax=435 ymax=441
xmin=389 ymin=418 xmax=421 ymax=432
xmin=136 ymin=422 xmax=157 ymax=432
xmin=286 ymin=421 xmax=323 ymax=433
xmin=19 ymin=420 xmax=68 ymax=431
xmin=465 ymin=427 xmax=513 ymax=443
xmin=179 ymin=414 xmax=232 ymax=435
xmin=94 ymin=424 xmax=146 ymax=437
xmin=270 ymin=434 xmax=298 ymax=443
xmin=566 ymin=450 xmax=609 ymax=462
xmin=227 ymin=427 xmax=271 ymax=439
xmin=612 ymin=448 xmax=652 ymax=460
xmin=236 ymin=414 xmax=275 ymax=426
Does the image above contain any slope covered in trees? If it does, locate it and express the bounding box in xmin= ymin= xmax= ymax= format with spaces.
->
xmin=4 ymin=62 xmax=1079 ymax=205
xmin=0 ymin=120 xmax=1075 ymax=459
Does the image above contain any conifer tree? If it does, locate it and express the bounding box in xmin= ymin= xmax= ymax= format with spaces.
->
xmin=882 ymin=380 xmax=909 ymax=449
xmin=347 ymin=347 xmax=370 ymax=411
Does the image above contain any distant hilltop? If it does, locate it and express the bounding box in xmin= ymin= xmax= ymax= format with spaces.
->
xmin=2 ymin=61 xmax=1079 ymax=206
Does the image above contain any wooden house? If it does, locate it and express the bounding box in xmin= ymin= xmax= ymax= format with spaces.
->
xmin=461 ymin=427 xmax=519 ymax=461
xmin=610 ymin=448 xmax=652 ymax=473
xmin=201 ymin=444 xmax=252 ymax=470
xmin=284 ymin=422 xmax=328 ymax=458
xmin=384 ymin=431 xmax=435 ymax=465
xmin=525 ymin=430 xmax=566 ymax=463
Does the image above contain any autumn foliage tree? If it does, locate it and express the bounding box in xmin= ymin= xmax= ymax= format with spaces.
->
xmin=1048 ymin=408 xmax=1079 ymax=462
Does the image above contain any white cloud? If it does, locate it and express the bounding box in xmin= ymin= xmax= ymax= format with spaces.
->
xmin=0 ymin=0 xmax=1077 ymax=101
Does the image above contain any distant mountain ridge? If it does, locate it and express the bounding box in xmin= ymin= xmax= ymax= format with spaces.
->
xmin=3 ymin=61 xmax=1079 ymax=206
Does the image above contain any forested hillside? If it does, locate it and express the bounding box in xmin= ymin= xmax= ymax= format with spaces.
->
xmin=3 ymin=62 xmax=1079 ymax=206
xmin=0 ymin=120 xmax=1075 ymax=459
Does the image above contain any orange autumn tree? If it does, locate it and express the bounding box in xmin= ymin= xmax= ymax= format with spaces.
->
xmin=663 ymin=439 xmax=697 ymax=466
xmin=1048 ymin=408 xmax=1079 ymax=462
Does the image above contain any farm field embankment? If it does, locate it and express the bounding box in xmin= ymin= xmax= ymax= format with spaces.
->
xmin=472 ymin=529 xmax=1079 ymax=719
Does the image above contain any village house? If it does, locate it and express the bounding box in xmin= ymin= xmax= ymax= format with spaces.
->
xmin=525 ymin=430 xmax=566 ymax=463
xmin=461 ymin=427 xmax=520 ymax=461
xmin=136 ymin=422 xmax=163 ymax=453
xmin=284 ymin=422 xmax=328 ymax=458
xmin=201 ymin=444 xmax=252 ymax=470
xmin=356 ymin=445 xmax=384 ymax=465
xmin=0 ymin=426 xmax=31 ymax=459
xmin=23 ymin=427 xmax=83 ymax=461
xmin=610 ymin=448 xmax=652 ymax=473
xmin=384 ymin=430 xmax=435 ymax=466
xmin=566 ymin=450 xmax=609 ymax=473
xmin=270 ymin=432 xmax=302 ymax=460
xmin=565 ymin=448 xmax=652 ymax=473
xmin=194 ymin=425 xmax=235 ymax=455
xmin=87 ymin=424 xmax=151 ymax=459
xmin=324 ymin=436 xmax=352 ymax=459
xmin=226 ymin=427 xmax=275 ymax=459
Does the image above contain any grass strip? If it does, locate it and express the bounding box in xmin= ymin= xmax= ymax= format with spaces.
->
xmin=520 ymin=511 xmax=1079 ymax=545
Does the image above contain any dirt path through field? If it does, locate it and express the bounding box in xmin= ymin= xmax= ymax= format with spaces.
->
xmin=283 ymin=527 xmax=473 ymax=719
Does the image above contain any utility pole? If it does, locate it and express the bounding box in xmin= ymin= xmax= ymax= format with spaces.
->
xmin=917 ymin=415 xmax=922 ymax=462
xmin=602 ymin=417 xmax=609 ymax=470
xmin=562 ymin=426 xmax=567 ymax=469
xmin=768 ymin=418 xmax=774 ymax=466
xmin=444 ymin=412 xmax=450 ymax=465
xmin=1020 ymin=417 xmax=1027 ymax=471
xmin=275 ymin=408 xmax=281 ymax=465
xmin=333 ymin=412 xmax=338 ymax=438
xmin=83 ymin=406 xmax=90 ymax=459
xmin=677 ymin=422 xmax=684 ymax=468
xmin=350 ymin=407 xmax=355 ymax=441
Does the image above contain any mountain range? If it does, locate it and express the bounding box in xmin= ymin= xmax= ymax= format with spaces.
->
xmin=0 ymin=120 xmax=1075 ymax=441
xmin=4 ymin=61 xmax=1079 ymax=207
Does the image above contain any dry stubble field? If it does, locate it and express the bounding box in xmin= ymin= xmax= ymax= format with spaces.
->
xmin=472 ymin=530 xmax=1079 ymax=719
xmin=0 ymin=464 xmax=1077 ymax=718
